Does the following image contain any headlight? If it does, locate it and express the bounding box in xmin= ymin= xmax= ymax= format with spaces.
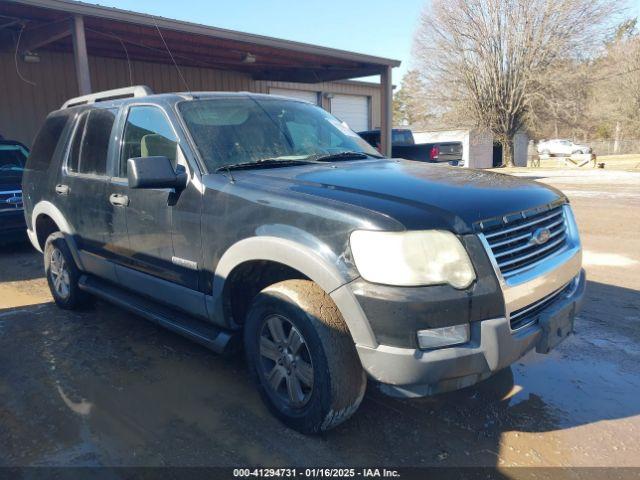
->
xmin=349 ymin=230 xmax=476 ymax=288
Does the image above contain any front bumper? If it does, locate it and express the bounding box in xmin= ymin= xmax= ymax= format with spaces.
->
xmin=357 ymin=269 xmax=586 ymax=397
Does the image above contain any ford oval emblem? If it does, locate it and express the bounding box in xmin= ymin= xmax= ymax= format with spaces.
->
xmin=531 ymin=227 xmax=551 ymax=245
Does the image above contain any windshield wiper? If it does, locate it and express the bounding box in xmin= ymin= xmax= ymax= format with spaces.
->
xmin=309 ymin=151 xmax=378 ymax=162
xmin=215 ymin=158 xmax=316 ymax=173
xmin=215 ymin=151 xmax=379 ymax=176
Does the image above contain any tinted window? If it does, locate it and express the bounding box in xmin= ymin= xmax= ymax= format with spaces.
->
xmin=358 ymin=132 xmax=379 ymax=147
xmin=67 ymin=109 xmax=116 ymax=176
xmin=0 ymin=145 xmax=27 ymax=174
xmin=67 ymin=112 xmax=88 ymax=173
xmin=27 ymin=114 xmax=68 ymax=171
xmin=392 ymin=130 xmax=413 ymax=146
xmin=120 ymin=106 xmax=178 ymax=177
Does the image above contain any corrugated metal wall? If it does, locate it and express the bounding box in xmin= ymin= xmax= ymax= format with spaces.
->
xmin=0 ymin=50 xmax=381 ymax=147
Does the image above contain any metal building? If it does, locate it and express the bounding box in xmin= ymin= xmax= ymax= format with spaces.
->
xmin=0 ymin=0 xmax=399 ymax=154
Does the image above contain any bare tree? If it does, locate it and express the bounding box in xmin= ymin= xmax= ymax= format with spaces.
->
xmin=414 ymin=0 xmax=620 ymax=165
xmin=587 ymin=19 xmax=640 ymax=149
xmin=393 ymin=69 xmax=434 ymax=128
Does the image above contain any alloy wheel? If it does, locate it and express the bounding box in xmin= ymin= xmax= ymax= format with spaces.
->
xmin=49 ymin=247 xmax=70 ymax=299
xmin=258 ymin=314 xmax=314 ymax=408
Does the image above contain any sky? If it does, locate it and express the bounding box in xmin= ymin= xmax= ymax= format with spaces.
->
xmin=82 ymin=0 xmax=427 ymax=84
xmin=81 ymin=0 xmax=640 ymax=86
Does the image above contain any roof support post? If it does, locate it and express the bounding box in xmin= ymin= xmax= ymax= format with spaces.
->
xmin=380 ymin=65 xmax=393 ymax=157
xmin=71 ymin=14 xmax=91 ymax=95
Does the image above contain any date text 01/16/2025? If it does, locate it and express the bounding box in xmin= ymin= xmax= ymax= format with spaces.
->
xmin=233 ymin=468 xmax=401 ymax=478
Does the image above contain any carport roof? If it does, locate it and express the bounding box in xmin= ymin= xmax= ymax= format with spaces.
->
xmin=0 ymin=0 xmax=400 ymax=82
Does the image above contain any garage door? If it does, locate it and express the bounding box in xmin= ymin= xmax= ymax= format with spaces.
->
xmin=330 ymin=94 xmax=369 ymax=132
xmin=269 ymin=88 xmax=319 ymax=105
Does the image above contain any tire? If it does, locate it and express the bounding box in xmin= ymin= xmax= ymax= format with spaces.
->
xmin=244 ymin=279 xmax=366 ymax=434
xmin=44 ymin=232 xmax=90 ymax=309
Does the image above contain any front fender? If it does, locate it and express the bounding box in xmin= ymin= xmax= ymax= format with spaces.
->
xmin=209 ymin=234 xmax=378 ymax=347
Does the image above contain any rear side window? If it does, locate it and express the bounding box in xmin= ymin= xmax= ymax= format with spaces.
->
xmin=27 ymin=115 xmax=68 ymax=171
xmin=392 ymin=130 xmax=413 ymax=146
xmin=67 ymin=108 xmax=116 ymax=176
xmin=359 ymin=132 xmax=378 ymax=147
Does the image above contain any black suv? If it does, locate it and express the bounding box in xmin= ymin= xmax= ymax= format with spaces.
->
xmin=1 ymin=139 xmax=29 ymax=243
xmin=23 ymin=86 xmax=585 ymax=433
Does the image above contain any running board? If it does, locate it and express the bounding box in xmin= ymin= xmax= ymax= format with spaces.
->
xmin=78 ymin=275 xmax=234 ymax=354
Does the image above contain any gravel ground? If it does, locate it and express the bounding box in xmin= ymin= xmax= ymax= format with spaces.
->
xmin=0 ymin=168 xmax=639 ymax=472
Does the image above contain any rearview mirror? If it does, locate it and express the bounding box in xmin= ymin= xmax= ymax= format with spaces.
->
xmin=127 ymin=156 xmax=187 ymax=190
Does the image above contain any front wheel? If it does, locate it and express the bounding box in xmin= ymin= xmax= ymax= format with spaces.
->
xmin=244 ymin=280 xmax=366 ymax=434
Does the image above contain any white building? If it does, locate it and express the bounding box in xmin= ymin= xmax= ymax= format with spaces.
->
xmin=413 ymin=129 xmax=529 ymax=168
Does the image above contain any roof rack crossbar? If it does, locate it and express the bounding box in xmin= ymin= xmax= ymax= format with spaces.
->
xmin=61 ymin=85 xmax=154 ymax=109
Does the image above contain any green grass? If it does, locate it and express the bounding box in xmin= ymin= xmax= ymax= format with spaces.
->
xmin=494 ymin=153 xmax=640 ymax=172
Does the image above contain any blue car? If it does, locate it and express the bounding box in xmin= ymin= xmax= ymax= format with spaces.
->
xmin=0 ymin=140 xmax=29 ymax=244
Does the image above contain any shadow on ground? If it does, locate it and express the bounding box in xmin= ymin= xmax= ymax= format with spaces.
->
xmin=1 ymin=278 xmax=639 ymax=472
xmin=0 ymin=240 xmax=43 ymax=282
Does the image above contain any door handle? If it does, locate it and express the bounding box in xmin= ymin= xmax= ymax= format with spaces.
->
xmin=55 ymin=184 xmax=69 ymax=196
xmin=109 ymin=193 xmax=129 ymax=207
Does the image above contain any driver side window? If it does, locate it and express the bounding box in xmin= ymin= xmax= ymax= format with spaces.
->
xmin=120 ymin=106 xmax=178 ymax=178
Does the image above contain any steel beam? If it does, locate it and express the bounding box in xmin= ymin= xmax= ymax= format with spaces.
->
xmin=17 ymin=18 xmax=71 ymax=54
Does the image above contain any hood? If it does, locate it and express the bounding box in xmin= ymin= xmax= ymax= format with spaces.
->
xmin=234 ymin=159 xmax=565 ymax=233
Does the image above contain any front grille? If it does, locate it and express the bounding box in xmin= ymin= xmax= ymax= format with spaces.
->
xmin=0 ymin=190 xmax=23 ymax=212
xmin=509 ymin=281 xmax=573 ymax=330
xmin=481 ymin=205 xmax=568 ymax=278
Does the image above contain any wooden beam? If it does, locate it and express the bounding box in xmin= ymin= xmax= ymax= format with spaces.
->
xmin=18 ymin=18 xmax=71 ymax=54
xmin=71 ymin=15 xmax=91 ymax=95
xmin=253 ymin=66 xmax=382 ymax=83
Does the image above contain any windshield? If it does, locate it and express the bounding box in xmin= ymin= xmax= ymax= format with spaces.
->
xmin=178 ymin=97 xmax=381 ymax=171
xmin=0 ymin=144 xmax=28 ymax=174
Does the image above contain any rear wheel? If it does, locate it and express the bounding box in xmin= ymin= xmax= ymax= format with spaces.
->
xmin=244 ymin=280 xmax=366 ymax=434
xmin=44 ymin=232 xmax=90 ymax=309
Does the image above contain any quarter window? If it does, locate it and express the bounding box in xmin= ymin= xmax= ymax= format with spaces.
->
xmin=120 ymin=106 xmax=178 ymax=178
xmin=27 ymin=114 xmax=69 ymax=171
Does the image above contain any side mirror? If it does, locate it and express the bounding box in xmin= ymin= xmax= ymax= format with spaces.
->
xmin=127 ymin=156 xmax=188 ymax=190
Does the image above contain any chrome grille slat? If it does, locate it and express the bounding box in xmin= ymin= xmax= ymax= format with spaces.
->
xmin=509 ymin=281 xmax=573 ymax=330
xmin=510 ymin=285 xmax=567 ymax=321
xmin=0 ymin=190 xmax=23 ymax=211
xmin=500 ymin=250 xmax=564 ymax=278
xmin=480 ymin=205 xmax=569 ymax=277
xmin=497 ymin=234 xmax=566 ymax=268
xmin=484 ymin=210 xmax=563 ymax=239
xmin=493 ymin=224 xmax=566 ymax=259
xmin=489 ymin=230 xmax=533 ymax=249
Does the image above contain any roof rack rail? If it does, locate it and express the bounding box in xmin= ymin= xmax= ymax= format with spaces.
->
xmin=61 ymin=85 xmax=154 ymax=109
